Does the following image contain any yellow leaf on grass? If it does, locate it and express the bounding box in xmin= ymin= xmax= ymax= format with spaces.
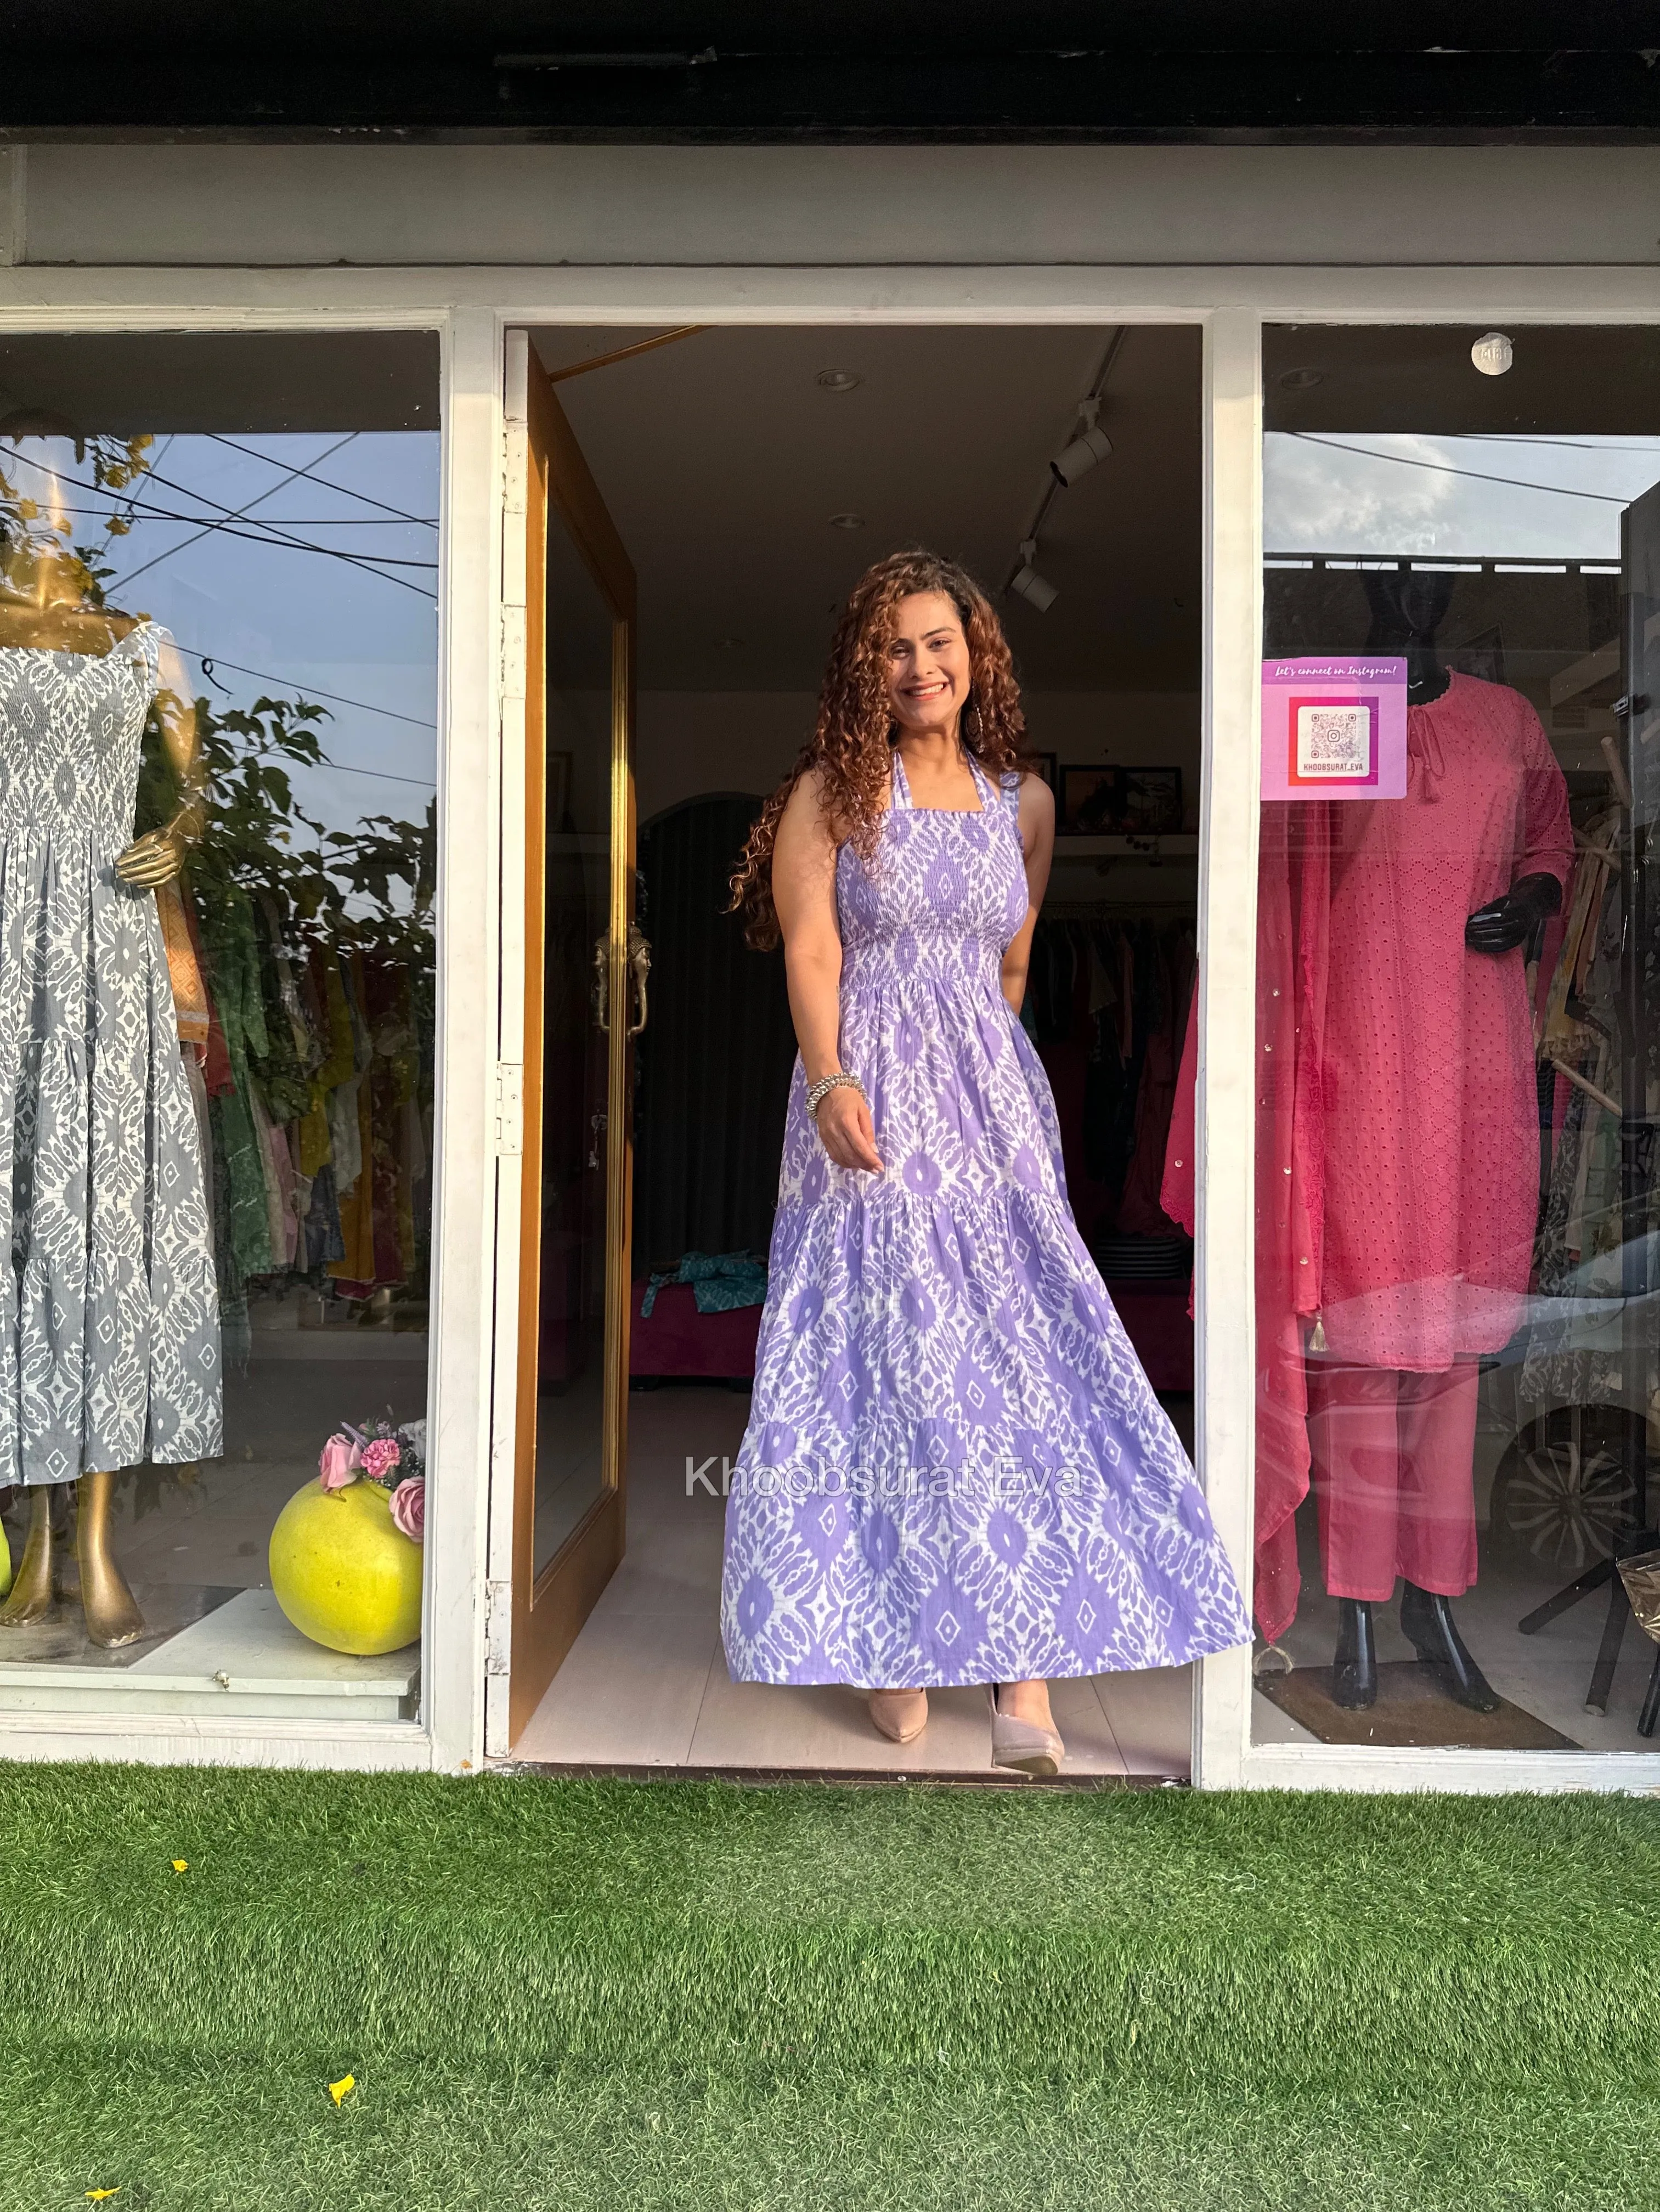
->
xmin=86 ymin=2192 xmax=121 ymax=2202
xmin=172 ymin=1860 xmax=188 ymax=1874
xmin=329 ymin=2074 xmax=355 ymax=2107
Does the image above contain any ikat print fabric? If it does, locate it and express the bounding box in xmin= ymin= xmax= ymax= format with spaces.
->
xmin=0 ymin=622 xmax=222 ymax=1485
xmin=721 ymin=750 xmax=1251 ymax=1686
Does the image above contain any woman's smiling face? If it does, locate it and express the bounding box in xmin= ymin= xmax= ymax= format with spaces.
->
xmin=883 ymin=590 xmax=971 ymax=736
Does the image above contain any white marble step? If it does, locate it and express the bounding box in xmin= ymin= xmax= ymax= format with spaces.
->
xmin=0 ymin=1587 xmax=419 ymax=1720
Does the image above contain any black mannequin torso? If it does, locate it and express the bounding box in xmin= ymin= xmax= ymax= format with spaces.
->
xmin=1360 ymin=569 xmax=1561 ymax=952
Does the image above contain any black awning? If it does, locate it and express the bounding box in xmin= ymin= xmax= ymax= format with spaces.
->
xmin=2 ymin=3 xmax=1658 ymax=138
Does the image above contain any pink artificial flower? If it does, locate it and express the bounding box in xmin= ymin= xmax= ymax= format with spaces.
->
xmin=361 ymin=1436 xmax=402 ymax=1482
xmin=389 ymin=1476 xmax=425 ymax=1543
xmin=318 ymin=1434 xmax=362 ymax=1492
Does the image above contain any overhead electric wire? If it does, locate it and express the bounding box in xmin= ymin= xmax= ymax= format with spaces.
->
xmin=168 ymin=643 xmax=437 ymax=728
xmin=2 ymin=441 xmax=436 ymax=787
xmin=1459 ymin=435 xmax=1660 ymax=457
xmin=2 ymin=440 xmax=434 ymax=577
xmin=98 ymin=431 xmax=361 ymax=591
xmin=31 ymin=504 xmax=436 ymax=528
xmin=215 ymin=735 xmax=434 ymax=791
xmin=105 ymin=437 xmax=440 ymax=599
xmin=1288 ymin=432 xmax=1630 ymax=504
xmin=204 ymin=433 xmax=441 ymax=529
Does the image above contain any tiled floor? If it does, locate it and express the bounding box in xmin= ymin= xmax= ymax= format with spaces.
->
xmin=512 ymin=1384 xmax=1194 ymax=1778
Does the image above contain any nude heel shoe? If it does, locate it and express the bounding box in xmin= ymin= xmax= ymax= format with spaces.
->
xmin=988 ymin=1684 xmax=1064 ymax=1777
xmin=868 ymin=1688 xmax=929 ymax=1743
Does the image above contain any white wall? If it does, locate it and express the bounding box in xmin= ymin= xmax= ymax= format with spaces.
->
xmin=636 ymin=692 xmax=812 ymax=823
xmin=5 ymin=144 xmax=1658 ymax=270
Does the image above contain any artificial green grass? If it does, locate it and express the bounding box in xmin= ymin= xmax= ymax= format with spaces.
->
xmin=3 ymin=1768 xmax=1658 ymax=2209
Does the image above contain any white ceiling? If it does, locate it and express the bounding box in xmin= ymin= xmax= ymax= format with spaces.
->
xmin=532 ymin=323 xmax=1201 ymax=693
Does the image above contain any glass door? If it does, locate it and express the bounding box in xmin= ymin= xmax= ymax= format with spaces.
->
xmin=510 ymin=345 xmax=641 ymax=1741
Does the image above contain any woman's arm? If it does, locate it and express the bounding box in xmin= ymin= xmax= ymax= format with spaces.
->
xmin=1000 ymin=771 xmax=1056 ymax=1013
xmin=772 ymin=771 xmax=882 ymax=1173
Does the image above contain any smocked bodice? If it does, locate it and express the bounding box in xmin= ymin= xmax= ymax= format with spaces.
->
xmin=0 ymin=620 xmax=163 ymax=855
xmin=835 ymin=749 xmax=1030 ymax=995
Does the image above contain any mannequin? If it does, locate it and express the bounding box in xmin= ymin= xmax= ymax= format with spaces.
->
xmin=1319 ymin=574 xmax=1567 ymax=1712
xmin=0 ymin=514 xmax=214 ymax=1649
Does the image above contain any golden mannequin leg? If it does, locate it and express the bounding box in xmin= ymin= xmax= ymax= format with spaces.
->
xmin=0 ymin=1486 xmax=56 ymax=1627
xmin=76 ymin=1470 xmax=145 ymax=1649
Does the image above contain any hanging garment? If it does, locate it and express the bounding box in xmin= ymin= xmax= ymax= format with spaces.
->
xmin=633 ymin=793 xmax=798 ymax=1270
xmin=155 ymin=878 xmax=209 ymax=1054
xmin=1308 ymin=1358 xmax=1481 ymax=1602
xmin=195 ymin=879 xmax=274 ymax=1280
xmin=1162 ymin=806 xmax=1322 ymax=1645
xmin=1315 ymin=676 xmax=1572 ymax=1369
xmin=1118 ymin=925 xmax=1194 ymax=1238
xmin=0 ymin=622 xmax=221 ymax=1482
xmin=722 ymin=752 xmax=1251 ymax=1687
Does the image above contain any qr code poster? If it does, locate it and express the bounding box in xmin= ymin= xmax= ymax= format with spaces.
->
xmin=1261 ymin=657 xmax=1408 ymax=802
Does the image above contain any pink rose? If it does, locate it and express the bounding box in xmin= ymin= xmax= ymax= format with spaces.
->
xmin=361 ymin=1437 xmax=402 ymax=1482
xmin=318 ymin=1434 xmax=362 ymax=1492
xmin=389 ymin=1476 xmax=425 ymax=1542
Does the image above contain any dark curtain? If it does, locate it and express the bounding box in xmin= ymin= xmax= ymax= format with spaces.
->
xmin=633 ymin=793 xmax=797 ymax=1272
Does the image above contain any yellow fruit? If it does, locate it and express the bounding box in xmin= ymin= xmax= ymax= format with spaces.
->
xmin=268 ymin=1477 xmax=422 ymax=1656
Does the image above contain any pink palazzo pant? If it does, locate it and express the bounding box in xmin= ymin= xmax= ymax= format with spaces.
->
xmin=1308 ymin=1360 xmax=1481 ymax=1602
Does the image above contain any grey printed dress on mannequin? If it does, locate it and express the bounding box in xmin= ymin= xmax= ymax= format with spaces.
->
xmin=0 ymin=620 xmax=221 ymax=1483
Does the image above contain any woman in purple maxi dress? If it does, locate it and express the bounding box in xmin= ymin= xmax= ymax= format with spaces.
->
xmin=722 ymin=552 xmax=1250 ymax=1769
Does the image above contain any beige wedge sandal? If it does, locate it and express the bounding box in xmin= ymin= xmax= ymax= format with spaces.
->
xmin=868 ymin=1688 xmax=929 ymax=1743
xmin=987 ymin=1684 xmax=1065 ymax=1776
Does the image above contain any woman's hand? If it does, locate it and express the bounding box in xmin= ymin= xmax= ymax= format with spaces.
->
xmin=816 ymin=1085 xmax=883 ymax=1173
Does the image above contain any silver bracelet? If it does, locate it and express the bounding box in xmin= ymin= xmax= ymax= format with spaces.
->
xmin=806 ymin=1071 xmax=866 ymax=1118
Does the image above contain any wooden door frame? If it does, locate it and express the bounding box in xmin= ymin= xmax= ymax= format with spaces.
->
xmin=510 ymin=349 xmax=638 ymax=1742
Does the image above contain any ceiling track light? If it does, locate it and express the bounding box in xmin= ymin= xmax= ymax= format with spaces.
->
xmin=1050 ymin=396 xmax=1113 ymax=488
xmin=1009 ymin=539 xmax=1059 ymax=613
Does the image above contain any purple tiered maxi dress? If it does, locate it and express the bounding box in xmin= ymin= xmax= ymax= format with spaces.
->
xmin=720 ymin=752 xmax=1252 ymax=1687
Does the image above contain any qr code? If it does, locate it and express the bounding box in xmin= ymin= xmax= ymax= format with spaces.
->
xmin=1296 ymin=703 xmax=1370 ymax=778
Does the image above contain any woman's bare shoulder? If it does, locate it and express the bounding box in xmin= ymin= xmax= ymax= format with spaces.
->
xmin=782 ymin=764 xmax=861 ymax=848
xmin=1015 ymin=768 xmax=1056 ymax=820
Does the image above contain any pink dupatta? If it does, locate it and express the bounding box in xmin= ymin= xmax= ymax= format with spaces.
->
xmin=1161 ymin=805 xmax=1327 ymax=1644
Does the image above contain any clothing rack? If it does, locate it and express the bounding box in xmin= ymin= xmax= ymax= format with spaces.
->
xmin=1518 ymin=495 xmax=1660 ymax=1724
xmin=1041 ymin=898 xmax=1196 ymax=916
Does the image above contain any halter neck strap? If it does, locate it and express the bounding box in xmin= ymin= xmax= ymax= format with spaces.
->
xmin=888 ymin=747 xmax=993 ymax=812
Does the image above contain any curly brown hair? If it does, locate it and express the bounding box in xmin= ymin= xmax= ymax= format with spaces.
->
xmin=730 ymin=549 xmax=1029 ymax=948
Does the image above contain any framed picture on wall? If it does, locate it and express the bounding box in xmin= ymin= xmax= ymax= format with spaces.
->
xmin=1058 ymin=765 xmax=1183 ymax=835
xmin=1025 ymin=751 xmax=1059 ymax=795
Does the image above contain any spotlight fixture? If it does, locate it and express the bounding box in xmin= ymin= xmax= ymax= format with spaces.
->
xmin=828 ymin=512 xmax=866 ymax=530
xmin=1471 ymin=331 xmax=1514 ymax=377
xmin=816 ymin=369 xmax=863 ymax=392
xmin=1049 ymin=397 xmax=1112 ymax=487
xmin=1009 ymin=540 xmax=1059 ymax=613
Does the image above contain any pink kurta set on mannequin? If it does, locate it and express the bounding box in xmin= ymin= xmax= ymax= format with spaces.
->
xmin=1312 ymin=673 xmax=1572 ymax=1604
xmin=1165 ymin=672 xmax=1572 ymax=1639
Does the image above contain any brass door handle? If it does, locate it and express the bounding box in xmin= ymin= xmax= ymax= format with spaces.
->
xmin=626 ymin=922 xmax=652 ymax=1037
xmin=591 ymin=935 xmax=609 ymax=1031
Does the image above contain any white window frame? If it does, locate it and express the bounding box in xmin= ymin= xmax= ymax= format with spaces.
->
xmin=0 ymin=263 xmax=1653 ymax=1791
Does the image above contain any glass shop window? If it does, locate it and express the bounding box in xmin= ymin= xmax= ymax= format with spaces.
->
xmin=1234 ymin=325 xmax=1660 ymax=1754
xmin=0 ymin=332 xmax=439 ymax=1720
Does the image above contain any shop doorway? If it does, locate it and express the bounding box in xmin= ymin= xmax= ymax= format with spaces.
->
xmin=505 ymin=324 xmax=1204 ymax=1774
